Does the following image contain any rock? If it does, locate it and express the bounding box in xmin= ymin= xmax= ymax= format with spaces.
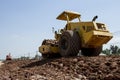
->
xmin=30 ymin=74 xmax=47 ymax=80
xmin=104 ymin=74 xmax=114 ymax=80
xmin=73 ymin=58 xmax=78 ymax=63
xmin=74 ymin=75 xmax=87 ymax=80
xmin=59 ymin=63 xmax=63 ymax=67
xmin=105 ymin=62 xmax=111 ymax=66
xmin=0 ymin=61 xmax=4 ymax=66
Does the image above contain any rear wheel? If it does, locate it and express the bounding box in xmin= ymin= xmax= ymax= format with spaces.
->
xmin=59 ymin=30 xmax=81 ymax=57
xmin=81 ymin=46 xmax=102 ymax=56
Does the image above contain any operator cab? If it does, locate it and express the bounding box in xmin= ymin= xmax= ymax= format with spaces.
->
xmin=82 ymin=22 xmax=108 ymax=33
xmin=56 ymin=10 xmax=108 ymax=32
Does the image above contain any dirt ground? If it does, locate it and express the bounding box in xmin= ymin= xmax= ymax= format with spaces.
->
xmin=0 ymin=55 xmax=120 ymax=80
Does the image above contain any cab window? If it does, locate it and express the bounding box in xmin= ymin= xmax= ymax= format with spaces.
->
xmin=96 ymin=23 xmax=106 ymax=30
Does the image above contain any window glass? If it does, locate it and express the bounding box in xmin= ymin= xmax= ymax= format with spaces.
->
xmin=97 ymin=23 xmax=106 ymax=30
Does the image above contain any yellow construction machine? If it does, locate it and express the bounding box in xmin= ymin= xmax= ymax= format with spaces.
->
xmin=39 ymin=11 xmax=113 ymax=58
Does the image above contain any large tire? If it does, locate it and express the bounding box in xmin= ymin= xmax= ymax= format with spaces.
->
xmin=81 ymin=46 xmax=102 ymax=56
xmin=59 ymin=30 xmax=81 ymax=57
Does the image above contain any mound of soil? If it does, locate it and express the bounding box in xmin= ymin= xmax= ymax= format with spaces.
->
xmin=0 ymin=56 xmax=120 ymax=80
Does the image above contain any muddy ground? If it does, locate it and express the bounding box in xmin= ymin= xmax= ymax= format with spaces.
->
xmin=0 ymin=55 xmax=120 ymax=80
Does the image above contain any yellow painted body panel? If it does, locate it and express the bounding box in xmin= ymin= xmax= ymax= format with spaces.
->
xmin=39 ymin=45 xmax=59 ymax=54
xmin=83 ymin=30 xmax=113 ymax=47
xmin=55 ymin=33 xmax=61 ymax=41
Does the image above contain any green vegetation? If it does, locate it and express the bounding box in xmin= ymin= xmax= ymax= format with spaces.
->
xmin=102 ymin=45 xmax=120 ymax=55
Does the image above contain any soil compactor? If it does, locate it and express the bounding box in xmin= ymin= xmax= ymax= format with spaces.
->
xmin=39 ymin=11 xmax=113 ymax=58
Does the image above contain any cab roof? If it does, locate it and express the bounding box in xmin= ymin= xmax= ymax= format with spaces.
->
xmin=56 ymin=11 xmax=81 ymax=21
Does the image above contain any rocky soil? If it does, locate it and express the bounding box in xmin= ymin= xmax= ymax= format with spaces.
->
xmin=0 ymin=55 xmax=120 ymax=80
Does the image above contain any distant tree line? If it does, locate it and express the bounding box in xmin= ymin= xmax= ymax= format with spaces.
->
xmin=102 ymin=45 xmax=120 ymax=55
xmin=11 ymin=53 xmax=42 ymax=61
xmin=19 ymin=53 xmax=41 ymax=60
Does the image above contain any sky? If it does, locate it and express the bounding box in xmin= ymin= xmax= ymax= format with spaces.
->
xmin=0 ymin=0 xmax=120 ymax=59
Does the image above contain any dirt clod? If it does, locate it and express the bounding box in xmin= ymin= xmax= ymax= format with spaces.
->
xmin=0 ymin=56 xmax=120 ymax=80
